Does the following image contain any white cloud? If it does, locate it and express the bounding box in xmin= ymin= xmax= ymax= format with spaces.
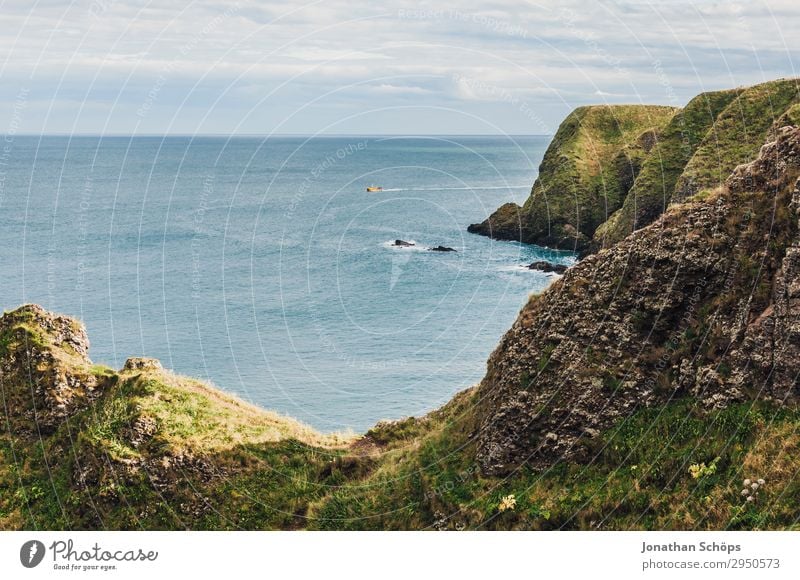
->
xmin=0 ymin=0 xmax=796 ymax=134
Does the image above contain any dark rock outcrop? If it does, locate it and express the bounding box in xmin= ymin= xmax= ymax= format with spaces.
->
xmin=467 ymin=202 xmax=524 ymax=241
xmin=474 ymin=126 xmax=800 ymax=475
xmin=526 ymin=261 xmax=567 ymax=274
xmin=392 ymin=239 xmax=415 ymax=247
xmin=429 ymin=246 xmax=456 ymax=252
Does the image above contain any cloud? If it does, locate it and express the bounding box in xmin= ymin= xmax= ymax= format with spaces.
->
xmin=0 ymin=0 xmax=796 ymax=134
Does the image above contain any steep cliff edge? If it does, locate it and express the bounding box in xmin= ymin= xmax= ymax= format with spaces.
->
xmin=471 ymin=80 xmax=800 ymax=255
xmin=474 ymin=125 xmax=800 ymax=475
xmin=467 ymin=105 xmax=677 ymax=251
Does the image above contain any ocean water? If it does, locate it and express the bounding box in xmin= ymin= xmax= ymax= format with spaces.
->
xmin=0 ymin=135 xmax=575 ymax=432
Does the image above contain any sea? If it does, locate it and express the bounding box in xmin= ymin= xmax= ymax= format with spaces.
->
xmin=0 ymin=135 xmax=575 ymax=432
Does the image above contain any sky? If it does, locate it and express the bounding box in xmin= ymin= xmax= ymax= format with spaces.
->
xmin=0 ymin=0 xmax=798 ymax=135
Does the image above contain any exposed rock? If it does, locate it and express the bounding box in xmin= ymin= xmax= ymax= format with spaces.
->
xmin=0 ymin=304 xmax=109 ymax=436
xmin=392 ymin=239 xmax=415 ymax=247
xmin=123 ymin=357 xmax=163 ymax=372
xmin=474 ymin=126 xmax=800 ymax=475
xmin=467 ymin=202 xmax=523 ymax=241
xmin=429 ymin=245 xmax=456 ymax=252
xmin=527 ymin=261 xmax=567 ymax=274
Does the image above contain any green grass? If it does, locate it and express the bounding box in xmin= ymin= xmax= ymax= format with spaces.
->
xmin=310 ymin=399 xmax=800 ymax=530
xmin=595 ymin=87 xmax=740 ymax=247
xmin=518 ymin=104 xmax=677 ymax=249
xmin=675 ymin=79 xmax=800 ymax=199
xmin=3 ymin=308 xmax=800 ymax=530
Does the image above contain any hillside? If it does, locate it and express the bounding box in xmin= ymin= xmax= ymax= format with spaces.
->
xmin=470 ymin=79 xmax=800 ymax=255
xmin=313 ymin=124 xmax=800 ymax=530
xmin=596 ymin=79 xmax=800 ymax=248
xmin=4 ymin=86 xmax=800 ymax=531
xmin=467 ymin=104 xmax=678 ymax=251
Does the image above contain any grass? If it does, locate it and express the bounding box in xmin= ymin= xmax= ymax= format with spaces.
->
xmin=519 ymin=104 xmax=677 ymax=249
xmin=310 ymin=398 xmax=800 ymax=530
xmin=595 ymin=87 xmax=740 ymax=247
xmin=2 ymin=300 xmax=800 ymax=530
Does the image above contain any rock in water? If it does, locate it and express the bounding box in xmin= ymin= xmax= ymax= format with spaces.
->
xmin=526 ymin=260 xmax=567 ymax=273
xmin=392 ymin=239 xmax=415 ymax=247
xmin=429 ymin=246 xmax=456 ymax=252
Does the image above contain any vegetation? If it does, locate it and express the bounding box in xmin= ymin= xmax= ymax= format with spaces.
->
xmin=594 ymin=87 xmax=739 ymax=247
xmin=5 ymin=337 xmax=796 ymax=531
xmin=310 ymin=398 xmax=800 ymax=530
xmin=4 ymin=79 xmax=800 ymax=531
xmin=473 ymin=79 xmax=800 ymax=253
xmin=470 ymin=104 xmax=677 ymax=250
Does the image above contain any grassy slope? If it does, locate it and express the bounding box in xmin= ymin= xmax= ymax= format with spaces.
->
xmin=674 ymin=79 xmax=800 ymax=200
xmin=597 ymin=79 xmax=800 ymax=249
xmin=594 ymin=88 xmax=739 ymax=248
xmin=522 ymin=104 xmax=677 ymax=247
xmin=1 ymin=309 xmax=799 ymax=531
xmin=0 ymin=359 xmax=352 ymax=530
xmin=470 ymin=105 xmax=676 ymax=250
xmin=311 ymin=396 xmax=800 ymax=531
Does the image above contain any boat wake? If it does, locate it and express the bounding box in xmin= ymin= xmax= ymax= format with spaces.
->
xmin=378 ymin=185 xmax=530 ymax=192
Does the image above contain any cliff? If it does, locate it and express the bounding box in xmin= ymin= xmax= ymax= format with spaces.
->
xmin=596 ymin=79 xmax=800 ymax=249
xmin=470 ymin=79 xmax=800 ymax=254
xmin=467 ymin=105 xmax=678 ymax=251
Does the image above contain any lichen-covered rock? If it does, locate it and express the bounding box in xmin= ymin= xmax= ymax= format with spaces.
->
xmin=474 ymin=126 xmax=800 ymax=475
xmin=123 ymin=357 xmax=163 ymax=372
xmin=0 ymin=304 xmax=110 ymax=436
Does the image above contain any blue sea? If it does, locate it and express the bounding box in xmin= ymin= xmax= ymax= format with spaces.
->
xmin=0 ymin=135 xmax=574 ymax=432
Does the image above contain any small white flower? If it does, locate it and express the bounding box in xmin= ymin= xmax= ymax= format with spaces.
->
xmin=746 ymin=496 xmax=754 ymax=502
xmin=757 ymin=478 xmax=765 ymax=485
xmin=743 ymin=479 xmax=751 ymax=486
xmin=751 ymin=482 xmax=759 ymax=490
xmin=741 ymin=489 xmax=749 ymax=496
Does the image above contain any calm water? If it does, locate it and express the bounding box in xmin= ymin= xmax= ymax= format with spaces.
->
xmin=0 ymin=135 xmax=574 ymax=431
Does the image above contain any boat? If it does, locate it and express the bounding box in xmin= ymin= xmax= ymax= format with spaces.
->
xmin=366 ymin=186 xmax=382 ymax=192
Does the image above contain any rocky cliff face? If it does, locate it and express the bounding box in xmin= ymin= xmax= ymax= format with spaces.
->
xmin=474 ymin=125 xmax=800 ymax=475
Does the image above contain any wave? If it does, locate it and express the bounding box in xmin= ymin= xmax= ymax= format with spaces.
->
xmin=497 ymin=264 xmax=563 ymax=276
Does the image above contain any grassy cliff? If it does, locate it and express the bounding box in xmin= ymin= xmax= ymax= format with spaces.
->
xmin=472 ymin=79 xmax=800 ymax=253
xmin=3 ymin=303 xmax=798 ymax=530
xmin=468 ymin=105 xmax=677 ymax=251
xmin=592 ymin=87 xmax=740 ymax=248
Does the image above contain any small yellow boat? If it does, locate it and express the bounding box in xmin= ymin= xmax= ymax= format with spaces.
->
xmin=366 ymin=186 xmax=382 ymax=192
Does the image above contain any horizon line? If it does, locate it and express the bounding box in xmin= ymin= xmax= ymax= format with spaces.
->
xmin=5 ymin=132 xmax=554 ymax=138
